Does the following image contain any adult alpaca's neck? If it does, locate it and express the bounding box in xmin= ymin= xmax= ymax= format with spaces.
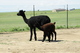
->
xmin=22 ymin=13 xmax=28 ymax=24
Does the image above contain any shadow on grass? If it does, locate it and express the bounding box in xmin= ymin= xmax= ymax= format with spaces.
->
xmin=38 ymin=39 xmax=63 ymax=42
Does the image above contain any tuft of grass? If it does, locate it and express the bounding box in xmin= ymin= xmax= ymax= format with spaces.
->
xmin=11 ymin=27 xmax=24 ymax=32
xmin=10 ymin=27 xmax=30 ymax=32
xmin=56 ymin=25 xmax=66 ymax=29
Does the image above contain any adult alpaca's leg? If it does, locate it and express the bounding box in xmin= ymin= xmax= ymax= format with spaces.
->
xmin=30 ymin=28 xmax=33 ymax=41
xmin=34 ymin=27 xmax=37 ymax=41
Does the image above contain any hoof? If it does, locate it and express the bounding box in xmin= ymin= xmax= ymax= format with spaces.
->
xmin=35 ymin=39 xmax=37 ymax=41
xmin=55 ymin=40 xmax=56 ymax=41
xmin=49 ymin=41 xmax=50 ymax=42
xmin=29 ymin=39 xmax=32 ymax=41
xmin=42 ymin=41 xmax=44 ymax=42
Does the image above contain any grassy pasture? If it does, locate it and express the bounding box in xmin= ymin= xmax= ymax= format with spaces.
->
xmin=0 ymin=9 xmax=80 ymax=32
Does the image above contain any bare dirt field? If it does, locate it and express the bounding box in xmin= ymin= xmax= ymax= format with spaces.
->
xmin=0 ymin=28 xmax=80 ymax=53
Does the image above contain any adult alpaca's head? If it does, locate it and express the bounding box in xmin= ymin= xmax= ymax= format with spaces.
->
xmin=17 ymin=10 xmax=28 ymax=24
xmin=17 ymin=10 xmax=25 ymax=16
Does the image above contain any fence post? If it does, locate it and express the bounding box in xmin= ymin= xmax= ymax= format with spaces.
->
xmin=67 ymin=4 xmax=69 ymax=29
xmin=33 ymin=5 xmax=35 ymax=16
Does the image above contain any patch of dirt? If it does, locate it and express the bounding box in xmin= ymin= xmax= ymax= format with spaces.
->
xmin=0 ymin=28 xmax=80 ymax=53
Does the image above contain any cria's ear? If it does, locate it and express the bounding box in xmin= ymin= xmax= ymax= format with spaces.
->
xmin=54 ymin=22 xmax=56 ymax=24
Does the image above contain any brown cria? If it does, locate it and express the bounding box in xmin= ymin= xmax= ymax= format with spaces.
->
xmin=41 ymin=22 xmax=57 ymax=42
xmin=17 ymin=10 xmax=51 ymax=41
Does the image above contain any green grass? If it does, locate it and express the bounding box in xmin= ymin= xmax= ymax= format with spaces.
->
xmin=0 ymin=9 xmax=80 ymax=32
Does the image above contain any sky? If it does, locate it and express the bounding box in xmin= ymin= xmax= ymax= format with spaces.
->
xmin=0 ymin=0 xmax=80 ymax=12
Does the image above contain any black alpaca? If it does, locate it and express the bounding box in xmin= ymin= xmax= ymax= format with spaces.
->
xmin=17 ymin=10 xmax=51 ymax=41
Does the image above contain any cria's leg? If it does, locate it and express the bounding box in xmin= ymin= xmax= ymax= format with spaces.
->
xmin=42 ymin=35 xmax=46 ymax=42
xmin=51 ymin=32 xmax=53 ymax=41
xmin=48 ymin=33 xmax=51 ymax=42
xmin=54 ymin=31 xmax=57 ymax=41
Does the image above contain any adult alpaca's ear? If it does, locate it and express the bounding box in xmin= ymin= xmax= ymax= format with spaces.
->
xmin=24 ymin=11 xmax=26 ymax=12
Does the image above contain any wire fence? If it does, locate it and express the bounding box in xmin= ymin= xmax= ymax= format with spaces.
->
xmin=32 ymin=5 xmax=80 ymax=29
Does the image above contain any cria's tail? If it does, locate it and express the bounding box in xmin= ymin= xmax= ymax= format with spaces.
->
xmin=54 ymin=22 xmax=56 ymax=24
